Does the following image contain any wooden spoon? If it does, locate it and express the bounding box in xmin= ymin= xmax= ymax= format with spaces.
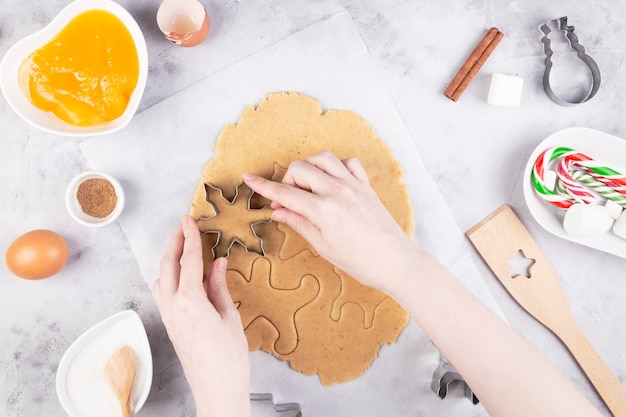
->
xmin=104 ymin=345 xmax=136 ymax=417
xmin=467 ymin=204 xmax=626 ymax=417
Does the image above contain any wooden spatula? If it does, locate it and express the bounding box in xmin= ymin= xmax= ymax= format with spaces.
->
xmin=467 ymin=204 xmax=626 ymax=417
xmin=104 ymin=345 xmax=136 ymax=417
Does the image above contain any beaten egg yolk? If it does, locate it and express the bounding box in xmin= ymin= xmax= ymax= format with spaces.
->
xmin=18 ymin=10 xmax=139 ymax=126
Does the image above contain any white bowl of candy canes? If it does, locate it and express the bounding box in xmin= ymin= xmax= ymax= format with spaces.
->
xmin=523 ymin=127 xmax=626 ymax=259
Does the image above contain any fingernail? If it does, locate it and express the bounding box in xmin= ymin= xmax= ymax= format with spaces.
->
xmin=181 ymin=215 xmax=191 ymax=227
xmin=217 ymin=258 xmax=228 ymax=272
xmin=243 ymin=172 xmax=256 ymax=181
xmin=271 ymin=210 xmax=285 ymax=222
xmin=216 ymin=257 xmax=227 ymax=274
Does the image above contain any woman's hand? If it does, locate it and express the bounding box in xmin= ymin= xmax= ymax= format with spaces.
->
xmin=245 ymin=150 xmax=604 ymax=417
xmin=243 ymin=150 xmax=417 ymax=292
xmin=153 ymin=215 xmax=251 ymax=417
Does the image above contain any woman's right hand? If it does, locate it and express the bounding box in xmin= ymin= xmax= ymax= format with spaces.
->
xmin=247 ymin=152 xmax=606 ymax=417
xmin=243 ymin=150 xmax=417 ymax=292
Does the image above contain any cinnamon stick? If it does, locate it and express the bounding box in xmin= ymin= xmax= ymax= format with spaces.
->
xmin=444 ymin=27 xmax=504 ymax=102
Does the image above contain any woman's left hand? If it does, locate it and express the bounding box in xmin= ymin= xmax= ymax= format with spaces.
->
xmin=153 ymin=215 xmax=251 ymax=417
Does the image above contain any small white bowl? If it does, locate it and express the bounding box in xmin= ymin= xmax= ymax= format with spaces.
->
xmin=0 ymin=0 xmax=148 ymax=136
xmin=56 ymin=310 xmax=153 ymax=417
xmin=66 ymin=171 xmax=125 ymax=227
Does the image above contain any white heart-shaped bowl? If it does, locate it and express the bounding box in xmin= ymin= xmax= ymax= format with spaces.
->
xmin=56 ymin=310 xmax=153 ymax=417
xmin=0 ymin=0 xmax=148 ymax=137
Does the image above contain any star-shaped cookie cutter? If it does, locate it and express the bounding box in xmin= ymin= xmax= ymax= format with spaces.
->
xmin=197 ymin=182 xmax=272 ymax=258
xmin=539 ymin=16 xmax=601 ymax=106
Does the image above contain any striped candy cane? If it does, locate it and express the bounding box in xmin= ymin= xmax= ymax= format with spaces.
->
xmin=531 ymin=147 xmax=579 ymax=209
xmin=563 ymin=151 xmax=626 ymax=189
xmin=570 ymin=170 xmax=626 ymax=207
xmin=556 ymin=157 xmax=597 ymax=204
xmin=532 ymin=146 xmax=626 ymax=209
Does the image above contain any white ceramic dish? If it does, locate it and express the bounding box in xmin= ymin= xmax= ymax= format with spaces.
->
xmin=56 ymin=310 xmax=152 ymax=417
xmin=66 ymin=171 xmax=125 ymax=227
xmin=522 ymin=127 xmax=626 ymax=258
xmin=0 ymin=0 xmax=148 ymax=137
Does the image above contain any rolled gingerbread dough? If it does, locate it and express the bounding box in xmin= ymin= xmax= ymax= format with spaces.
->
xmin=190 ymin=92 xmax=414 ymax=385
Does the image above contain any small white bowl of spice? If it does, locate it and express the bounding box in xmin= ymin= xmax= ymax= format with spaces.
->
xmin=66 ymin=172 xmax=125 ymax=227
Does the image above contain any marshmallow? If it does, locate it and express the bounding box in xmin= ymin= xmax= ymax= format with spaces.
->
xmin=563 ymin=203 xmax=614 ymax=236
xmin=613 ymin=210 xmax=626 ymax=240
xmin=605 ymin=199 xmax=624 ymax=220
xmin=487 ymin=73 xmax=524 ymax=107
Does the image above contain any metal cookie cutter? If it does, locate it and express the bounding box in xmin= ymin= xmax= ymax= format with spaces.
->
xmin=250 ymin=393 xmax=302 ymax=416
xmin=199 ymin=182 xmax=272 ymax=258
xmin=539 ymin=16 xmax=601 ymax=106
xmin=431 ymin=352 xmax=479 ymax=404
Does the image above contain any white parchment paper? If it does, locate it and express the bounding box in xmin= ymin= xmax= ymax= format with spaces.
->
xmin=81 ymin=12 xmax=500 ymax=417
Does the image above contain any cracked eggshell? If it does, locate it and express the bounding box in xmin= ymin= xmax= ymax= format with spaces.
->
xmin=156 ymin=0 xmax=210 ymax=47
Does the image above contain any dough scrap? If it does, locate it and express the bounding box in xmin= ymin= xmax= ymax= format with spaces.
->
xmin=190 ymin=92 xmax=414 ymax=385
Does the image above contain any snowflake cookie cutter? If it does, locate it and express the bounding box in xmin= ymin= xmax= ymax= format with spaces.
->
xmin=431 ymin=352 xmax=479 ymax=404
xmin=250 ymin=393 xmax=302 ymax=416
xmin=197 ymin=181 xmax=273 ymax=258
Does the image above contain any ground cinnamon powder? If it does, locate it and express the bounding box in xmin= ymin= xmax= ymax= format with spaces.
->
xmin=77 ymin=178 xmax=117 ymax=218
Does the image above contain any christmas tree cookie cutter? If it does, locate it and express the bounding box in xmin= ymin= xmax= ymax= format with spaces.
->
xmin=539 ymin=16 xmax=601 ymax=106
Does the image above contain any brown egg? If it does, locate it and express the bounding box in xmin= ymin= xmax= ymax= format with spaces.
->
xmin=5 ymin=230 xmax=69 ymax=280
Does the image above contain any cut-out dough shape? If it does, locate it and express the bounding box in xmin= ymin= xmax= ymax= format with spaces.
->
xmin=271 ymin=162 xmax=288 ymax=181
xmin=244 ymin=316 xmax=280 ymax=352
xmin=227 ymin=259 xmax=320 ymax=355
xmin=276 ymin=223 xmax=317 ymax=260
xmin=285 ymin=298 xmax=408 ymax=386
xmin=253 ymin=222 xmax=340 ymax=290
xmin=196 ymin=182 xmax=272 ymax=257
xmin=268 ymin=163 xmax=319 ymax=260
xmin=331 ymin=268 xmax=388 ymax=329
xmin=249 ymin=162 xmax=287 ymax=209
xmin=190 ymin=92 xmax=413 ymax=385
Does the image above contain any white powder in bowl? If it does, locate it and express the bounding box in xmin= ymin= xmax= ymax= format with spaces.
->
xmin=65 ymin=317 xmax=149 ymax=417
